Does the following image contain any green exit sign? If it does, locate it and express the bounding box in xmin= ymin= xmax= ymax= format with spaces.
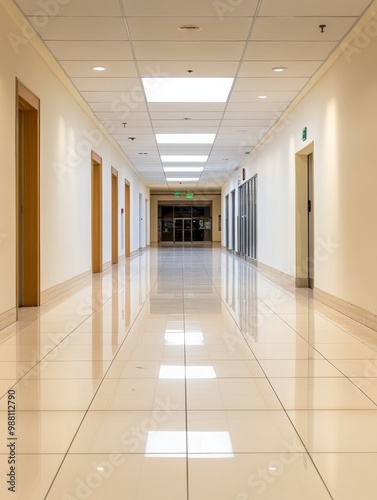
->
xmin=174 ymin=192 xmax=181 ymax=198
xmin=302 ymin=127 xmax=307 ymax=141
xmin=186 ymin=192 xmax=194 ymax=199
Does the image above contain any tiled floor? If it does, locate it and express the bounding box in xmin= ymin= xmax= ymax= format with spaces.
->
xmin=1 ymin=246 xmax=377 ymax=499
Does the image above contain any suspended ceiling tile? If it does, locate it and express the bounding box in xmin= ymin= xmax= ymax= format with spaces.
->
xmin=127 ymin=17 xmax=253 ymax=41
xmin=244 ymin=41 xmax=338 ymax=60
xmin=81 ymin=91 xmax=146 ymax=106
xmin=229 ymin=91 xmax=300 ymax=103
xmin=121 ymin=0 xmax=259 ymax=17
xmin=238 ymin=60 xmax=323 ymax=78
xmin=71 ymin=78 xmax=141 ymax=92
xmin=222 ymin=111 xmax=282 ymax=120
xmin=250 ymin=17 xmax=357 ymax=42
xmin=221 ymin=119 xmax=275 ymax=127
xmin=27 ymin=17 xmax=128 ymax=40
xmin=15 ymin=0 xmax=123 ymax=16
xmin=153 ymin=127 xmax=219 ymax=134
xmin=152 ymin=120 xmax=222 ymax=128
xmin=132 ymin=41 xmax=245 ymax=61
xmin=233 ymin=77 xmax=308 ymax=91
xmin=158 ymin=145 xmax=212 ymax=153
xmin=45 ymin=41 xmax=133 ymax=60
xmin=150 ymin=112 xmax=224 ymax=120
xmin=60 ymin=61 xmax=139 ymax=78
xmin=147 ymin=103 xmax=226 ymax=113
xmin=259 ymin=0 xmax=373 ymax=17
xmin=137 ymin=61 xmax=239 ymax=77
xmin=226 ymin=102 xmax=289 ymax=112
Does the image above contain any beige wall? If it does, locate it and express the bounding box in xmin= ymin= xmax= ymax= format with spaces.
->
xmin=223 ymin=4 xmax=377 ymax=316
xmin=0 ymin=0 xmax=149 ymax=324
xmin=150 ymin=194 xmax=221 ymax=243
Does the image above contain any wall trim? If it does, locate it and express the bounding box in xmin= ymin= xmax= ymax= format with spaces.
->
xmin=296 ymin=277 xmax=309 ymax=288
xmin=256 ymin=260 xmax=295 ymax=286
xmin=0 ymin=308 xmax=17 ymax=331
xmin=41 ymin=270 xmax=92 ymax=305
xmin=314 ymin=288 xmax=377 ymax=332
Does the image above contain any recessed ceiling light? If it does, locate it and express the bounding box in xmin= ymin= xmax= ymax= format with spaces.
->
xmin=161 ymin=155 xmax=208 ymax=163
xmin=142 ymin=78 xmax=234 ymax=103
xmin=258 ymin=95 xmax=268 ymax=99
xmin=272 ymin=67 xmax=287 ymax=72
xmin=164 ymin=167 xmax=203 ymax=172
xmin=92 ymin=66 xmax=106 ymax=71
xmin=178 ymin=25 xmax=201 ymax=32
xmin=156 ymin=134 xmax=215 ymax=144
xmin=166 ymin=178 xmax=199 ymax=182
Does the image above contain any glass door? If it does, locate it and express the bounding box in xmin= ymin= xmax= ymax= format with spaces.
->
xmin=174 ymin=219 xmax=183 ymax=242
xmin=183 ymin=219 xmax=192 ymax=242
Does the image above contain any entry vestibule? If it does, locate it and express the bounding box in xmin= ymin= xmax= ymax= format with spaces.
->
xmin=158 ymin=203 xmax=212 ymax=243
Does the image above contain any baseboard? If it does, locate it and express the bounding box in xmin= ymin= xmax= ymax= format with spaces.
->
xmin=296 ymin=277 xmax=309 ymax=288
xmin=41 ymin=270 xmax=92 ymax=304
xmin=256 ymin=260 xmax=295 ymax=287
xmin=314 ymin=287 xmax=377 ymax=332
xmin=0 ymin=308 xmax=17 ymax=331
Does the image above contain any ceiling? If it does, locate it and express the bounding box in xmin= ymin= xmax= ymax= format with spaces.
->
xmin=12 ymin=0 xmax=373 ymax=193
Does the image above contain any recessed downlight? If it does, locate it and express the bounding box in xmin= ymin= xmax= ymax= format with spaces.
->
xmin=272 ymin=67 xmax=287 ymax=72
xmin=92 ymin=66 xmax=107 ymax=71
xmin=258 ymin=95 xmax=268 ymax=99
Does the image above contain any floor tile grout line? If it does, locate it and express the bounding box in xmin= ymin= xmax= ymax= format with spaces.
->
xmin=42 ymin=248 xmax=174 ymax=499
xmin=194 ymin=247 xmax=336 ymax=499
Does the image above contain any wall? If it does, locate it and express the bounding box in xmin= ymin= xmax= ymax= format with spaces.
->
xmin=0 ymin=0 xmax=149 ymax=326
xmin=150 ymin=194 xmax=221 ymax=243
xmin=223 ymin=4 xmax=377 ymax=317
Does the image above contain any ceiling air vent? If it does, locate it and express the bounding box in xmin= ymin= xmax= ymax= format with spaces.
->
xmin=178 ymin=25 xmax=201 ymax=32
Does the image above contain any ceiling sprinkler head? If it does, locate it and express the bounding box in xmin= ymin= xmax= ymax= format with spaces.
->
xmin=319 ymin=24 xmax=326 ymax=33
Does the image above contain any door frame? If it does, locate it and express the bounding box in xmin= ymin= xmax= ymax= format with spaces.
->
xmin=91 ymin=151 xmax=102 ymax=273
xmin=295 ymin=142 xmax=314 ymax=288
xmin=124 ymin=181 xmax=130 ymax=257
xmin=111 ymin=167 xmax=118 ymax=265
xmin=16 ymin=79 xmax=40 ymax=308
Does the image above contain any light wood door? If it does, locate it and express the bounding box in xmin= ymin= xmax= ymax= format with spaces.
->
xmin=91 ymin=152 xmax=102 ymax=273
xmin=17 ymin=80 xmax=40 ymax=307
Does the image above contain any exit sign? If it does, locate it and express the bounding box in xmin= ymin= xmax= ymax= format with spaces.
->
xmin=186 ymin=192 xmax=194 ymax=199
xmin=302 ymin=127 xmax=307 ymax=141
xmin=174 ymin=192 xmax=181 ymax=198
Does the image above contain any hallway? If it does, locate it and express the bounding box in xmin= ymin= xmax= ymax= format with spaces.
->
xmin=1 ymin=247 xmax=377 ymax=499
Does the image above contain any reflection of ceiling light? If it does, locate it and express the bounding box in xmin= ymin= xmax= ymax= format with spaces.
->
xmin=145 ymin=431 xmax=233 ymax=458
xmin=166 ymin=178 xmax=199 ymax=182
xmin=162 ymin=155 xmax=208 ymax=163
xmin=156 ymin=134 xmax=215 ymax=144
xmin=163 ymin=167 xmax=203 ymax=173
xmin=92 ymin=66 xmax=106 ymax=71
xmin=142 ymin=77 xmax=234 ymax=102
xmin=272 ymin=67 xmax=287 ymax=72
xmin=159 ymin=365 xmax=216 ymax=379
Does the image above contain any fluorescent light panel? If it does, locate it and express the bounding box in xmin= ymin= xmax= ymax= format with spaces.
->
xmin=142 ymin=77 xmax=234 ymax=103
xmin=161 ymin=155 xmax=208 ymax=163
xmin=156 ymin=134 xmax=215 ymax=144
xmin=166 ymin=178 xmax=199 ymax=182
xmin=163 ymin=167 xmax=203 ymax=173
